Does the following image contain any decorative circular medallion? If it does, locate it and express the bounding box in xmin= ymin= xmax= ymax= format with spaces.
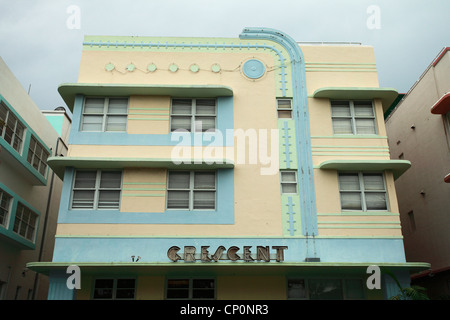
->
xmin=147 ymin=63 xmax=157 ymax=72
xmin=105 ymin=63 xmax=115 ymax=72
xmin=242 ymin=59 xmax=265 ymax=79
xmin=126 ymin=63 xmax=136 ymax=72
xmin=211 ymin=64 xmax=221 ymax=73
xmin=169 ymin=63 xmax=178 ymax=72
xmin=190 ymin=64 xmax=200 ymax=73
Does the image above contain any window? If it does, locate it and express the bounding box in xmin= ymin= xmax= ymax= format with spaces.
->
xmin=93 ymin=278 xmax=135 ymax=300
xmin=81 ymin=97 xmax=128 ymax=132
xmin=0 ymin=188 xmax=12 ymax=227
xmin=167 ymin=171 xmax=216 ymax=210
xmin=287 ymin=278 xmax=364 ymax=300
xmin=166 ymin=278 xmax=215 ymax=300
xmin=13 ymin=203 xmax=38 ymax=242
xmin=71 ymin=170 xmax=122 ymax=210
xmin=277 ymin=99 xmax=293 ymax=118
xmin=280 ymin=171 xmax=298 ymax=194
xmin=331 ymin=100 xmax=376 ymax=135
xmin=0 ymin=101 xmax=25 ymax=153
xmin=170 ymin=99 xmax=216 ymax=132
xmin=27 ymin=136 xmax=50 ymax=176
xmin=338 ymin=173 xmax=388 ymax=211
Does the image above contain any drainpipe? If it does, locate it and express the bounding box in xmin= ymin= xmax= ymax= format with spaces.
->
xmin=31 ymin=136 xmax=67 ymax=299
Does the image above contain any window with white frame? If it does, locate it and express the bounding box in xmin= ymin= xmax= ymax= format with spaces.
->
xmin=338 ymin=173 xmax=388 ymax=211
xmin=166 ymin=278 xmax=215 ymax=299
xmin=0 ymin=101 xmax=25 ymax=153
xmin=0 ymin=188 xmax=12 ymax=228
xmin=331 ymin=100 xmax=377 ymax=135
xmin=170 ymin=98 xmax=216 ymax=132
xmin=167 ymin=171 xmax=216 ymax=210
xmin=277 ymin=99 xmax=293 ymax=119
xmin=81 ymin=97 xmax=128 ymax=132
xmin=13 ymin=202 xmax=38 ymax=242
xmin=27 ymin=136 xmax=50 ymax=176
xmin=93 ymin=278 xmax=136 ymax=300
xmin=71 ymin=170 xmax=122 ymax=210
xmin=280 ymin=170 xmax=298 ymax=194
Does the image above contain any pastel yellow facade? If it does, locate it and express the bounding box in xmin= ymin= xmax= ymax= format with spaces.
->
xmin=28 ymin=28 xmax=428 ymax=301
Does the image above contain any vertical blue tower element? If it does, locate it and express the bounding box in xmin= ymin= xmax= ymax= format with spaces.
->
xmin=240 ymin=28 xmax=319 ymax=239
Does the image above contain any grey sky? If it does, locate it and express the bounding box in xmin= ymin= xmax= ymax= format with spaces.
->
xmin=0 ymin=0 xmax=449 ymax=116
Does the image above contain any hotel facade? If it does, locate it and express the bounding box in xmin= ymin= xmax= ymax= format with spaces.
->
xmin=28 ymin=28 xmax=429 ymax=300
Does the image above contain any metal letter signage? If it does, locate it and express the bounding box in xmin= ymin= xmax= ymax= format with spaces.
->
xmin=167 ymin=245 xmax=288 ymax=262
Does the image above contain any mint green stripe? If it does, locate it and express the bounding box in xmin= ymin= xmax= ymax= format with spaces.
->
xmin=129 ymin=112 xmax=169 ymax=115
xmin=312 ymin=145 xmax=389 ymax=149
xmin=129 ymin=108 xmax=169 ymax=111
xmin=305 ymin=62 xmax=376 ymax=66
xmin=123 ymin=188 xmax=166 ymax=191
xmin=128 ymin=117 xmax=169 ymax=121
xmin=319 ymin=225 xmax=401 ymax=229
xmin=122 ymin=193 xmax=165 ymax=197
xmin=318 ymin=221 xmax=400 ymax=224
xmin=123 ymin=182 xmax=166 ymax=185
xmin=311 ymin=135 xmax=388 ymax=139
xmin=312 ymin=153 xmax=390 ymax=156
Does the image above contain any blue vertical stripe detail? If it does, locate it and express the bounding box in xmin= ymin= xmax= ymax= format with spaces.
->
xmin=286 ymin=196 xmax=296 ymax=236
xmin=283 ymin=121 xmax=292 ymax=168
xmin=240 ymin=28 xmax=318 ymax=237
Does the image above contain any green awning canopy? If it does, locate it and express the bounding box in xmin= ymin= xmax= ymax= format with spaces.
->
xmin=58 ymin=83 xmax=234 ymax=111
xmin=48 ymin=156 xmax=234 ymax=180
xmin=318 ymin=160 xmax=411 ymax=180
xmin=27 ymin=261 xmax=430 ymax=277
xmin=312 ymin=87 xmax=399 ymax=112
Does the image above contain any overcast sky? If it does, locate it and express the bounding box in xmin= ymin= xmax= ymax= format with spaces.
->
xmin=0 ymin=0 xmax=449 ymax=116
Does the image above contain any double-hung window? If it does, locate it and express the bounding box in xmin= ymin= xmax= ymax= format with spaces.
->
xmin=0 ymin=101 xmax=25 ymax=153
xmin=13 ymin=203 xmax=38 ymax=242
xmin=81 ymin=97 xmax=128 ymax=132
xmin=71 ymin=170 xmax=122 ymax=210
xmin=338 ymin=173 xmax=388 ymax=211
xmin=166 ymin=278 xmax=215 ymax=300
xmin=277 ymin=99 xmax=293 ymax=119
xmin=0 ymin=188 xmax=12 ymax=228
xmin=331 ymin=100 xmax=376 ymax=135
xmin=93 ymin=278 xmax=136 ymax=300
xmin=170 ymin=99 xmax=216 ymax=132
xmin=167 ymin=171 xmax=216 ymax=210
xmin=27 ymin=136 xmax=50 ymax=176
xmin=280 ymin=171 xmax=298 ymax=194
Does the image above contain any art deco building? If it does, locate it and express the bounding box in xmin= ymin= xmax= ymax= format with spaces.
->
xmin=28 ymin=28 xmax=428 ymax=300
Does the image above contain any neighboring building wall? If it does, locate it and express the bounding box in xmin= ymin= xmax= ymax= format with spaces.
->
xmin=0 ymin=57 xmax=69 ymax=299
xmin=385 ymin=48 xmax=450 ymax=299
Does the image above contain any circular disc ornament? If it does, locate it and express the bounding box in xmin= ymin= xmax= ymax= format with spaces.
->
xmin=105 ymin=63 xmax=115 ymax=72
xmin=242 ymin=59 xmax=265 ymax=79
xmin=147 ymin=63 xmax=157 ymax=72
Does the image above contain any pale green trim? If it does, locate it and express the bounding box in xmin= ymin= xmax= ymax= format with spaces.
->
xmin=52 ymin=234 xmax=404 ymax=239
xmin=128 ymin=112 xmax=169 ymax=115
xmin=305 ymin=62 xmax=376 ymax=66
xmin=123 ymin=182 xmax=166 ymax=185
xmin=306 ymin=69 xmax=377 ymax=72
xmin=319 ymin=225 xmax=401 ymax=229
xmin=311 ymin=135 xmax=388 ymax=139
xmin=128 ymin=117 xmax=169 ymax=121
xmin=129 ymin=108 xmax=169 ymax=111
xmin=122 ymin=193 xmax=165 ymax=197
xmin=123 ymin=188 xmax=166 ymax=191
xmin=312 ymin=153 xmax=390 ymax=156
xmin=312 ymin=145 xmax=389 ymax=149
xmin=318 ymin=221 xmax=400 ymax=224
